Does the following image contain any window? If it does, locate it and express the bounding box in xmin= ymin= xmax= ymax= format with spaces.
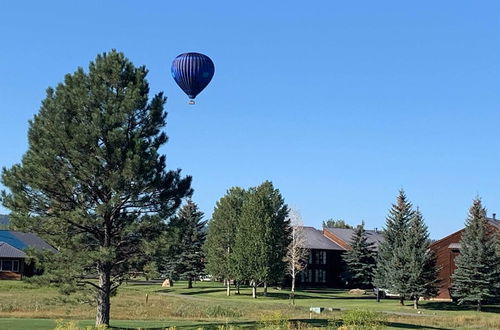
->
xmin=0 ymin=259 xmax=20 ymax=272
xmin=314 ymin=251 xmax=327 ymax=265
xmin=301 ymin=269 xmax=312 ymax=282
xmin=318 ymin=269 xmax=326 ymax=283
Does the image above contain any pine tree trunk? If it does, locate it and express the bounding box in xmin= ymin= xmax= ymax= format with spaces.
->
xmin=187 ymin=277 xmax=193 ymax=289
xmin=263 ymin=281 xmax=268 ymax=296
xmin=413 ymin=297 xmax=418 ymax=309
xmin=477 ymin=300 xmax=481 ymax=312
xmin=252 ymin=281 xmax=257 ymax=298
xmin=399 ymin=297 xmax=404 ymax=306
xmin=226 ymin=279 xmax=230 ymax=296
xmin=96 ymin=266 xmax=111 ymax=326
xmin=236 ymin=281 xmax=240 ymax=295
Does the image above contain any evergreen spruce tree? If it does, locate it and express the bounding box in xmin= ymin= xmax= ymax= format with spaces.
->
xmin=403 ymin=209 xmax=439 ymax=309
xmin=374 ymin=190 xmax=414 ymax=305
xmin=232 ymin=181 xmax=290 ymax=298
xmin=166 ymin=200 xmax=207 ymax=288
xmin=1 ymin=51 xmax=192 ymax=326
xmin=342 ymin=221 xmax=376 ymax=288
xmin=452 ymin=198 xmax=499 ymax=311
xmin=204 ymin=187 xmax=247 ymax=296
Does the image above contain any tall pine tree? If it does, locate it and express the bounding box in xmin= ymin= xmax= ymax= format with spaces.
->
xmin=204 ymin=187 xmax=247 ymax=295
xmin=342 ymin=221 xmax=376 ymax=288
xmin=1 ymin=51 xmax=192 ymax=326
xmin=374 ymin=190 xmax=414 ymax=305
xmin=166 ymin=200 xmax=207 ymax=288
xmin=452 ymin=198 xmax=499 ymax=311
xmin=402 ymin=209 xmax=439 ymax=309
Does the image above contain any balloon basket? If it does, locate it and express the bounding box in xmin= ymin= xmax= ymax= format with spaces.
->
xmin=188 ymin=99 xmax=195 ymax=105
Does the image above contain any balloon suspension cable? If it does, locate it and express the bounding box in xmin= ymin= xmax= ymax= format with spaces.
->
xmin=188 ymin=99 xmax=195 ymax=105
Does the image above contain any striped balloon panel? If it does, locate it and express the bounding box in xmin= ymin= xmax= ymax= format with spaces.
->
xmin=171 ymin=52 xmax=215 ymax=99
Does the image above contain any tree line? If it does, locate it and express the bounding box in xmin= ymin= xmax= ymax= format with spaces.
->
xmin=342 ymin=190 xmax=499 ymax=311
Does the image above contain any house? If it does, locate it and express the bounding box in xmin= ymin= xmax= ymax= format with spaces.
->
xmin=430 ymin=216 xmax=500 ymax=301
xmin=296 ymin=226 xmax=384 ymax=287
xmin=0 ymin=230 xmax=57 ymax=280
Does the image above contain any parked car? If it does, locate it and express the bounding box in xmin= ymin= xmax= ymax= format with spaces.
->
xmin=373 ymin=288 xmax=400 ymax=298
xmin=199 ymin=275 xmax=213 ymax=282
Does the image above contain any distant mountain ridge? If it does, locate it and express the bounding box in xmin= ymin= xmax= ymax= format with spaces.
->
xmin=0 ymin=215 xmax=9 ymax=225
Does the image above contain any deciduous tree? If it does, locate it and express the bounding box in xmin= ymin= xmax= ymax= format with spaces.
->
xmin=204 ymin=187 xmax=247 ymax=296
xmin=232 ymin=181 xmax=289 ymax=298
xmin=284 ymin=208 xmax=309 ymax=303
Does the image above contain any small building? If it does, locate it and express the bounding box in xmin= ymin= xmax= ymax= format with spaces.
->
xmin=0 ymin=230 xmax=57 ymax=280
xmin=430 ymin=216 xmax=500 ymax=301
xmin=296 ymin=226 xmax=383 ymax=288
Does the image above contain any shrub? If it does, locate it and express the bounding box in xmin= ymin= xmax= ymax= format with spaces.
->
xmin=205 ymin=305 xmax=242 ymax=318
xmin=341 ymin=309 xmax=385 ymax=328
xmin=259 ymin=311 xmax=288 ymax=329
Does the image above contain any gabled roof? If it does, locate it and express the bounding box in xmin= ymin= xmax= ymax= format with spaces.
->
xmin=324 ymin=227 xmax=384 ymax=250
xmin=0 ymin=230 xmax=57 ymax=253
xmin=301 ymin=226 xmax=344 ymax=250
xmin=0 ymin=242 xmax=27 ymax=258
xmin=489 ymin=218 xmax=500 ymax=229
xmin=431 ymin=217 xmax=499 ymax=248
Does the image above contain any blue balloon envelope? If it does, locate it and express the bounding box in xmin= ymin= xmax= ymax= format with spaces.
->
xmin=171 ymin=52 xmax=215 ymax=104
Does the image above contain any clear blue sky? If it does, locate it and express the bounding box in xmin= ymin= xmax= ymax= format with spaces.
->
xmin=1 ymin=1 xmax=499 ymax=239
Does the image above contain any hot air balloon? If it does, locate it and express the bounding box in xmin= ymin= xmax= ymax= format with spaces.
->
xmin=171 ymin=52 xmax=215 ymax=104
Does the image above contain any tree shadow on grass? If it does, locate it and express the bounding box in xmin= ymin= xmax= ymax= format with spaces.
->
xmin=383 ymin=321 xmax=451 ymax=329
xmin=153 ymin=287 xmax=228 ymax=295
xmin=262 ymin=291 xmax=333 ymax=300
xmin=108 ymin=319 xmax=453 ymax=329
xmin=420 ymin=302 xmax=500 ymax=314
xmin=109 ymin=321 xmax=257 ymax=329
xmin=179 ymin=288 xmax=229 ymax=295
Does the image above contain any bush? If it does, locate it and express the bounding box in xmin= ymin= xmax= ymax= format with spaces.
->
xmin=341 ymin=309 xmax=385 ymax=328
xmin=259 ymin=311 xmax=288 ymax=329
xmin=53 ymin=319 xmax=107 ymax=330
xmin=205 ymin=304 xmax=242 ymax=318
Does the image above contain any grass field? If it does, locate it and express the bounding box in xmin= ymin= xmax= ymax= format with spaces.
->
xmin=0 ymin=280 xmax=498 ymax=329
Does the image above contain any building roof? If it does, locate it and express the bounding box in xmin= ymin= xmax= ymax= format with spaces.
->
xmin=0 ymin=242 xmax=27 ymax=258
xmin=324 ymin=227 xmax=384 ymax=250
xmin=0 ymin=230 xmax=57 ymax=254
xmin=488 ymin=218 xmax=500 ymax=229
xmin=301 ymin=226 xmax=344 ymax=250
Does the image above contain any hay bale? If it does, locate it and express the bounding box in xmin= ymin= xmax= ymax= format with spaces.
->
xmin=348 ymin=288 xmax=366 ymax=295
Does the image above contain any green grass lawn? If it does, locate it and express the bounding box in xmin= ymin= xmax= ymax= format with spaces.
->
xmin=0 ymin=280 xmax=498 ymax=329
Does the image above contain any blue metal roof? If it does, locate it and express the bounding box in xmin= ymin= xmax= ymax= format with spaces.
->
xmin=0 ymin=230 xmax=57 ymax=253
xmin=0 ymin=231 xmax=28 ymax=250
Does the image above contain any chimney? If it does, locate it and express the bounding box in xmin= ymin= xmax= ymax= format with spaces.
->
xmin=493 ymin=213 xmax=496 ymax=220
